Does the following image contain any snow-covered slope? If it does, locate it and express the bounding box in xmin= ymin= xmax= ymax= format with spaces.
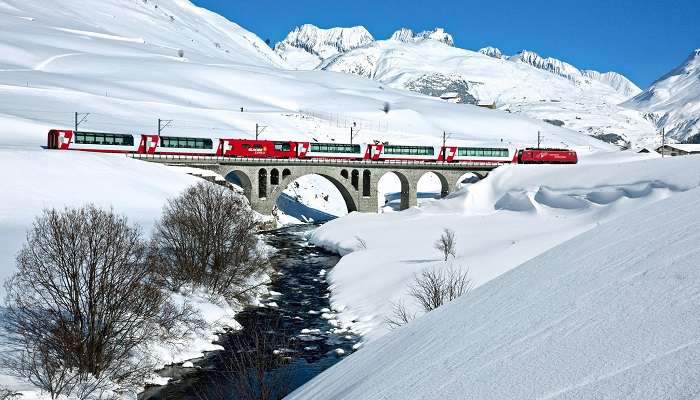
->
xmin=0 ymin=0 xmax=284 ymax=69
xmin=319 ymin=39 xmax=654 ymax=146
xmin=624 ymin=49 xmax=700 ymax=141
xmin=510 ymin=50 xmax=642 ymax=98
xmin=583 ymin=70 xmax=642 ymax=98
xmin=290 ymin=158 xmax=700 ymax=400
xmin=308 ymin=152 xmax=700 ymax=341
xmin=274 ymin=24 xmax=373 ymax=69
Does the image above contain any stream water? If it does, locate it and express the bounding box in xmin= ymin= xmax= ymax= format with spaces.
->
xmin=140 ymin=224 xmax=360 ymax=400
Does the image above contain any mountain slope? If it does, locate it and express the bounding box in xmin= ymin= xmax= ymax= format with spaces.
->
xmin=276 ymin=25 xmax=652 ymax=147
xmin=289 ymin=164 xmax=700 ymax=399
xmin=319 ymin=39 xmax=654 ymax=146
xmin=624 ymin=49 xmax=700 ymax=141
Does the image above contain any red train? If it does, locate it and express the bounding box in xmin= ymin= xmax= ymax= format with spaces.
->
xmin=46 ymin=129 xmax=578 ymax=164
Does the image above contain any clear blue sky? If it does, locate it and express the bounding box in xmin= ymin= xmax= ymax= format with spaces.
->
xmin=192 ymin=0 xmax=699 ymax=88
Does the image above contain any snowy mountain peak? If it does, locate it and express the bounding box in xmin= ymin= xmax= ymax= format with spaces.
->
xmin=275 ymin=24 xmax=374 ymax=59
xmin=389 ymin=27 xmax=454 ymax=46
xmin=509 ymin=50 xmax=581 ymax=82
xmin=509 ymin=49 xmax=641 ymax=98
xmin=479 ymin=46 xmax=504 ymax=59
xmin=625 ymin=48 xmax=700 ymax=141
xmin=582 ymin=70 xmax=642 ymax=98
xmin=389 ymin=28 xmax=415 ymax=42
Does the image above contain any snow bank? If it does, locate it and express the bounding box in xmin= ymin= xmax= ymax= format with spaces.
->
xmin=290 ymin=168 xmax=700 ymax=400
xmin=310 ymin=154 xmax=700 ymax=340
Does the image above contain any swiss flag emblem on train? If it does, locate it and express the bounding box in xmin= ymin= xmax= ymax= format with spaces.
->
xmin=218 ymin=139 xmax=235 ymax=156
xmin=57 ymin=130 xmax=73 ymax=149
xmin=138 ymin=135 xmax=159 ymax=154
xmin=438 ymin=146 xmax=457 ymax=162
xmin=297 ymin=142 xmax=309 ymax=158
xmin=365 ymin=144 xmax=383 ymax=161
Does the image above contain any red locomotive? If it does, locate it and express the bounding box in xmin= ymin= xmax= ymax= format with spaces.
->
xmin=517 ymin=148 xmax=578 ymax=164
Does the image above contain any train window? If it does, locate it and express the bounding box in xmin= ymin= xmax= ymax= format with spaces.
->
xmin=242 ymin=144 xmax=250 ymax=149
xmin=253 ymin=144 xmax=263 ymax=150
xmin=384 ymin=145 xmax=434 ymax=156
xmin=74 ymin=132 xmax=134 ymax=146
xmin=310 ymin=143 xmax=361 ymax=153
xmin=160 ymin=136 xmax=213 ymax=149
xmin=275 ymin=142 xmax=291 ymax=152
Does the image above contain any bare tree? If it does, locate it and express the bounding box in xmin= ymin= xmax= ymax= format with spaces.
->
xmin=387 ymin=265 xmax=472 ymax=329
xmin=152 ymin=182 xmax=268 ymax=302
xmin=2 ymin=206 xmax=199 ymax=399
xmin=434 ymin=228 xmax=456 ymax=261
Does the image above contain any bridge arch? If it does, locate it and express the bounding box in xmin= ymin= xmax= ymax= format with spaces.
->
xmin=377 ymin=170 xmax=411 ymax=211
xmin=258 ymin=168 xmax=268 ymax=198
xmin=455 ymin=172 xmax=484 ymax=191
xmin=418 ymin=171 xmax=450 ymax=199
xmin=270 ymin=172 xmax=358 ymax=215
xmin=224 ymin=169 xmax=253 ymax=202
xmin=270 ymin=168 xmax=280 ymax=185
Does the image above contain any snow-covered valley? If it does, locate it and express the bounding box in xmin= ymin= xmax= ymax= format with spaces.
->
xmin=0 ymin=0 xmax=699 ymax=398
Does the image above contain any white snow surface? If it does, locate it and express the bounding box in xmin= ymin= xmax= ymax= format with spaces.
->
xmin=309 ymin=153 xmax=700 ymax=342
xmin=290 ymin=157 xmax=700 ymax=400
xmin=625 ymin=49 xmax=700 ymax=141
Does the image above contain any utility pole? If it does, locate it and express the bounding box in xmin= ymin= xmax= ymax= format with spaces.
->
xmin=158 ymin=118 xmax=173 ymax=135
xmin=74 ymin=112 xmax=90 ymax=131
xmin=350 ymin=122 xmax=359 ymax=145
xmin=442 ymin=131 xmax=452 ymax=162
xmin=661 ymin=127 xmax=665 ymax=158
xmin=537 ymin=131 xmax=541 ymax=149
xmin=255 ymin=123 xmax=267 ymax=140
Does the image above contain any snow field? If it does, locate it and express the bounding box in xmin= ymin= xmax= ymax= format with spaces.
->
xmin=290 ymin=159 xmax=700 ymax=400
xmin=310 ymin=153 xmax=700 ymax=341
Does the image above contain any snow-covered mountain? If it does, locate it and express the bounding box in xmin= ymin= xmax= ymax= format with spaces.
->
xmin=509 ymin=49 xmax=642 ymax=98
xmin=389 ymin=27 xmax=454 ymax=46
xmin=624 ymin=49 xmax=700 ymax=142
xmin=276 ymin=25 xmax=653 ymax=146
xmin=274 ymin=24 xmax=374 ymax=69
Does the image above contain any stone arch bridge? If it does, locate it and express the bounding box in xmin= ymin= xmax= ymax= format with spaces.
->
xmin=129 ymin=155 xmax=498 ymax=214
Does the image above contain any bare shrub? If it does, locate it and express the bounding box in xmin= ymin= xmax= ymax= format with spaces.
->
xmin=152 ymin=182 xmax=268 ymax=302
xmin=410 ymin=265 xmax=472 ymax=312
xmin=387 ymin=265 xmax=472 ymax=329
xmin=1 ymin=206 xmax=198 ymax=399
xmin=434 ymin=228 xmax=456 ymax=261
xmin=385 ymin=300 xmax=416 ymax=329
xmin=354 ymin=236 xmax=368 ymax=250
xmin=0 ymin=386 xmax=20 ymax=400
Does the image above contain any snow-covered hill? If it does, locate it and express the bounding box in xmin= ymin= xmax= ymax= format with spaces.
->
xmin=624 ymin=49 xmax=700 ymax=142
xmin=290 ymin=168 xmax=700 ymax=399
xmin=276 ymin=25 xmax=654 ymax=147
xmin=509 ymin=50 xmax=641 ymax=98
xmin=308 ymin=151 xmax=700 ymax=341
